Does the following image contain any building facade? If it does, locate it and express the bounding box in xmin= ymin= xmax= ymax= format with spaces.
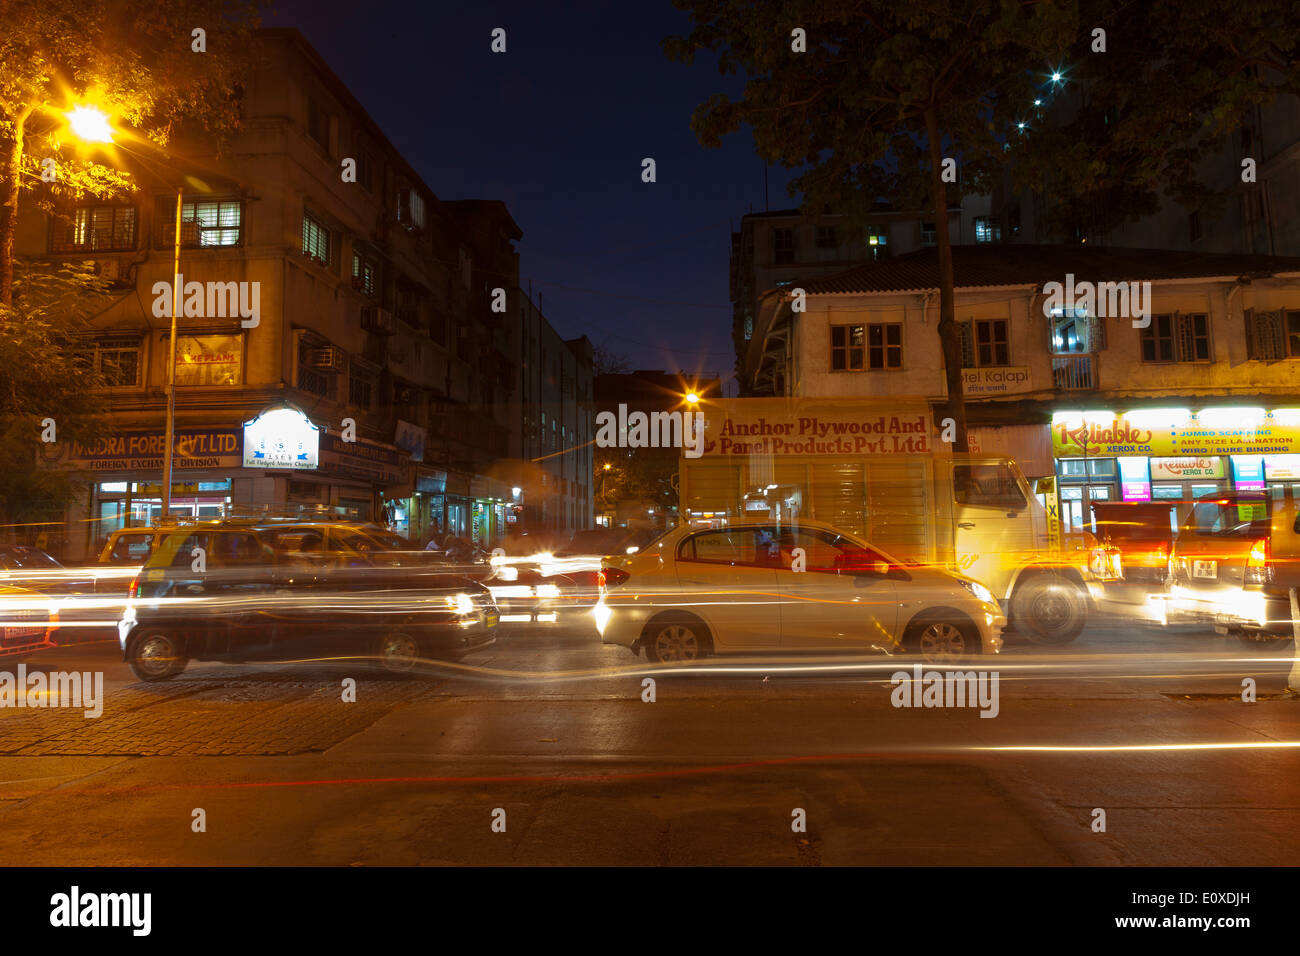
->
xmin=749 ymin=244 xmax=1300 ymax=533
xmin=17 ymin=29 xmax=589 ymax=559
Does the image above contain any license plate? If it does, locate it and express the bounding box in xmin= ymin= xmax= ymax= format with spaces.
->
xmin=484 ymin=610 xmax=499 ymax=628
xmin=1192 ymin=560 xmax=1218 ymax=580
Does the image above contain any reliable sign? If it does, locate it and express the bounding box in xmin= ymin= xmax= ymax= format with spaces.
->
xmin=700 ymin=400 xmax=933 ymax=456
xmin=1053 ymin=412 xmax=1300 ymax=457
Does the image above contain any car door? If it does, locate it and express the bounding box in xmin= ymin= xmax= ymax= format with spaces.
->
xmin=203 ymin=531 xmax=278 ymax=659
xmin=672 ymin=527 xmax=781 ymax=649
xmin=773 ymin=526 xmax=899 ymax=650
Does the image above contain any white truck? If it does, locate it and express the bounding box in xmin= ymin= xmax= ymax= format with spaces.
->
xmin=677 ymin=398 xmax=1094 ymax=645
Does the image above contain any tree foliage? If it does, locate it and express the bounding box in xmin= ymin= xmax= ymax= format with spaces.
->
xmin=0 ymin=262 xmax=115 ymax=539
xmin=665 ymin=0 xmax=1075 ymax=447
xmin=0 ymin=0 xmax=263 ymax=304
xmin=1011 ymin=0 xmax=1300 ymax=241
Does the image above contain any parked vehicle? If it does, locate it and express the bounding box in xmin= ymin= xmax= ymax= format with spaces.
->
xmin=0 ymin=584 xmax=58 ymax=660
xmin=1163 ymin=491 xmax=1291 ymax=645
xmin=595 ymin=518 xmax=1004 ymax=663
xmin=1089 ymin=501 xmax=1182 ymax=587
xmin=678 ymin=399 xmax=1095 ymax=646
xmin=119 ymin=522 xmax=498 ymax=681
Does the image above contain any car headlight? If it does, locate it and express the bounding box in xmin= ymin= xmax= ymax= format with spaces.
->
xmin=445 ymin=592 xmax=475 ymax=615
xmin=957 ymin=579 xmax=995 ymax=605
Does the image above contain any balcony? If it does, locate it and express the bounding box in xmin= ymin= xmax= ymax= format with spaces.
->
xmin=1052 ymin=353 xmax=1096 ymax=390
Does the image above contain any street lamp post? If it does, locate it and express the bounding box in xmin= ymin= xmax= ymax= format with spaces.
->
xmin=161 ymin=186 xmax=182 ymax=518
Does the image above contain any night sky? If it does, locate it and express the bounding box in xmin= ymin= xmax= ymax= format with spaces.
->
xmin=266 ymin=0 xmax=802 ymax=389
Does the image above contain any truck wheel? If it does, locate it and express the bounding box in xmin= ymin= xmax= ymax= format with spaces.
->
xmin=128 ymin=630 xmax=188 ymax=681
xmin=1011 ymin=575 xmax=1086 ymax=646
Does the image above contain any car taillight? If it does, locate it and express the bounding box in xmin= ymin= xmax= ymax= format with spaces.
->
xmin=600 ymin=568 xmax=629 ymax=589
xmin=127 ymin=577 xmax=139 ymax=599
xmin=1245 ymin=537 xmax=1272 ymax=585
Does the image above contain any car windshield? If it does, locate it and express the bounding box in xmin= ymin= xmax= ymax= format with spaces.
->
xmin=1189 ymin=498 xmax=1270 ymax=537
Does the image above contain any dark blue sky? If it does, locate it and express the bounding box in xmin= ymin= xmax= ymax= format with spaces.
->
xmin=267 ymin=0 xmax=802 ymax=388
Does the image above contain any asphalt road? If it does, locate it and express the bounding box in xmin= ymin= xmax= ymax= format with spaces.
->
xmin=0 ymin=610 xmax=1296 ymax=866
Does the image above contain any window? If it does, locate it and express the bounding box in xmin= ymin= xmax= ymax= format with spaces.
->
xmin=82 ymin=336 xmax=142 ymax=387
xmin=160 ymin=198 xmax=242 ymax=247
xmin=867 ymin=323 xmax=902 ymax=369
xmin=1189 ymin=211 xmax=1202 ymax=243
xmin=51 ymin=204 xmax=136 ymax=252
xmin=174 ymin=333 xmax=241 ymax=387
xmin=356 ymin=144 xmax=375 ymax=192
xmin=973 ymin=319 xmax=1009 ymax=367
xmin=349 ymin=367 xmax=374 ymax=409
xmin=307 ymin=96 xmax=328 ymax=148
xmin=1190 ymin=497 xmax=1269 ymax=537
xmin=296 ymin=340 xmax=332 ymax=398
xmin=921 ymin=222 xmax=936 ymax=246
xmin=110 ymin=532 xmax=155 ymax=564
xmin=1141 ymin=314 xmax=1209 ymax=363
xmin=678 ymin=530 xmax=757 ymax=565
xmin=773 ymin=228 xmax=795 ymax=264
xmin=815 ymin=225 xmax=837 ymax=249
xmin=302 ymin=212 xmax=331 ymax=265
xmin=352 ymin=247 xmax=380 ymax=298
xmin=830 ymin=324 xmax=865 ymax=371
xmin=397 ymin=187 xmax=426 ymax=230
xmin=974 ymin=216 xmax=1001 ymax=243
xmin=776 ymin=528 xmax=892 ymax=575
xmin=1245 ymin=309 xmax=1300 ymax=360
xmin=953 ymin=463 xmax=1027 ymax=510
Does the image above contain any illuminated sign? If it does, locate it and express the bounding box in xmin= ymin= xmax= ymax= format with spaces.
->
xmin=242 ymin=406 xmax=321 ymax=470
xmin=1118 ymin=457 xmax=1152 ymax=501
xmin=1052 ymin=410 xmax=1300 ymax=457
xmin=1149 ymin=457 xmax=1225 ymax=480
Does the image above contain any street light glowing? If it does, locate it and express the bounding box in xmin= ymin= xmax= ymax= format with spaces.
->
xmin=685 ymin=392 xmax=700 ymax=405
xmin=66 ymin=105 xmax=114 ymax=143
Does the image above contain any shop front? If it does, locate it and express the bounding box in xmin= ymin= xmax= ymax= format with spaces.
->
xmin=1051 ymin=407 xmax=1300 ymax=534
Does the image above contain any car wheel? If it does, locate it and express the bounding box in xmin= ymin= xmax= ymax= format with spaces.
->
xmin=128 ymin=630 xmax=187 ymax=682
xmin=377 ymin=631 xmax=422 ymax=673
xmin=1011 ymin=575 xmax=1087 ymax=646
xmin=906 ymin=616 xmax=979 ymax=663
xmin=644 ymin=619 xmax=706 ymax=664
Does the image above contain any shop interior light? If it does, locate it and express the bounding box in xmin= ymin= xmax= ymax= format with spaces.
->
xmin=1198 ymin=407 xmax=1265 ymax=428
xmin=1123 ymin=407 xmax=1190 ymax=428
xmin=1051 ymin=410 xmax=1085 ymax=426
xmin=1081 ymin=410 xmax=1117 ymax=425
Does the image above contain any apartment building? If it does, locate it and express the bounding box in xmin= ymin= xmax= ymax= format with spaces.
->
xmin=747 ymin=244 xmax=1300 ymax=532
xmin=514 ymin=291 xmax=593 ymax=537
xmin=729 ymin=199 xmax=999 ymax=390
xmin=19 ymin=29 xmax=576 ymax=558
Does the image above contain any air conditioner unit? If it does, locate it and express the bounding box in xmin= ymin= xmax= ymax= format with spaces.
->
xmin=87 ymin=258 xmax=127 ymax=283
xmin=361 ymin=307 xmax=396 ymax=335
xmin=308 ymin=346 xmax=345 ymax=371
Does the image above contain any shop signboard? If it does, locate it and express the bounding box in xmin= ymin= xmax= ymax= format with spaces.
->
xmin=242 ymin=406 xmax=321 ymax=470
xmin=1149 ymin=457 xmax=1225 ymax=481
xmin=319 ymin=434 xmax=407 ymax=486
xmin=1264 ymin=454 xmax=1300 ymax=481
xmin=701 ymin=399 xmax=933 ymax=457
xmin=1231 ymin=456 xmax=1265 ymax=491
xmin=1118 ymin=457 xmax=1152 ymax=501
xmin=40 ymin=429 xmax=242 ymax=472
xmin=961 ymin=366 xmax=1031 ymax=396
xmin=1053 ymin=410 xmax=1300 ymax=458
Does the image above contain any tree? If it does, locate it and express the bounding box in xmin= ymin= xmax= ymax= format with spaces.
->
xmin=591 ymin=342 xmax=632 ymax=377
xmin=0 ymin=0 xmax=262 ymax=307
xmin=1010 ymin=0 xmax=1300 ymax=242
xmin=665 ymin=1 xmax=1074 ymax=449
xmin=0 ymin=262 xmax=114 ymax=542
